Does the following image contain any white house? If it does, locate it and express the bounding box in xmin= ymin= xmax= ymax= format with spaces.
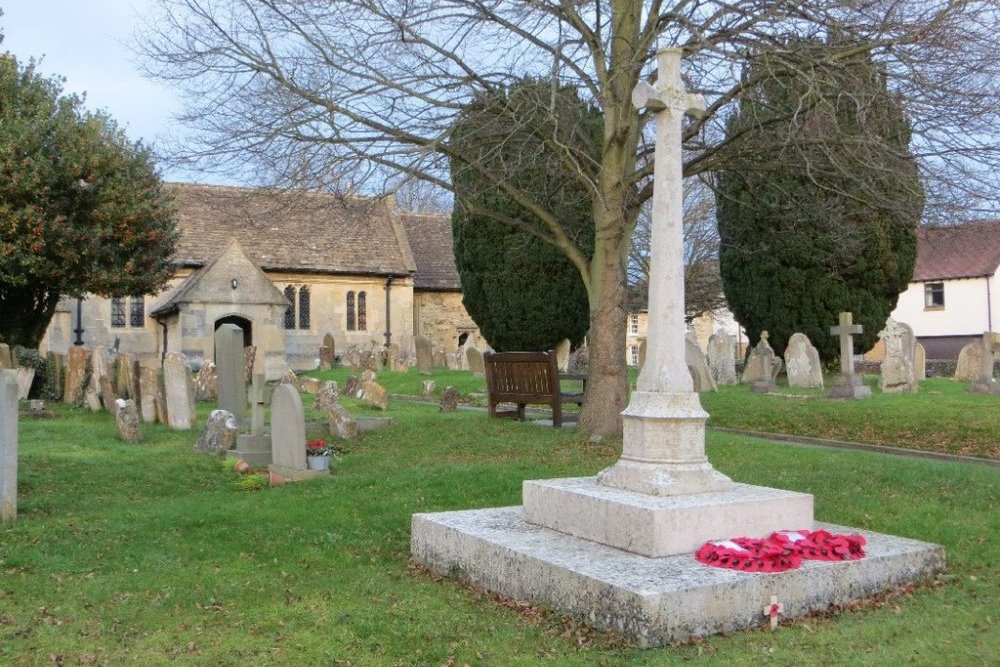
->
xmin=890 ymin=220 xmax=1000 ymax=359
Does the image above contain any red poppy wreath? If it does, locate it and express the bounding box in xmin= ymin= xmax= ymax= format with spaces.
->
xmin=696 ymin=529 xmax=866 ymax=573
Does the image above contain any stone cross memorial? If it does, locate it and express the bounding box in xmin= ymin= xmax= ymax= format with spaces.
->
xmin=827 ymin=312 xmax=871 ymax=399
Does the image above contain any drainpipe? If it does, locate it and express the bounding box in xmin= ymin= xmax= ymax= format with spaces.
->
xmin=155 ymin=316 xmax=168 ymax=365
xmin=988 ymin=275 xmax=994 ymax=331
xmin=73 ymin=296 xmax=85 ymax=345
xmin=384 ymin=276 xmax=393 ymax=348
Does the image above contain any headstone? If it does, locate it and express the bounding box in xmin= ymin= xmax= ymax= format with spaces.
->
xmin=359 ymin=369 xmax=377 ymax=383
xmin=195 ymin=361 xmax=218 ymax=402
xmin=0 ymin=344 xmax=12 ymax=369
xmin=432 ymin=349 xmax=446 ymax=368
xmin=638 ymin=339 xmax=647 ymax=368
xmin=46 ymin=353 xmax=64 ymax=401
xmin=215 ymin=324 xmax=247 ymax=427
xmin=466 ymin=347 xmax=485 ymax=377
xmin=784 ymin=333 xmax=824 ymax=389
xmin=827 ymin=312 xmax=872 ymax=399
xmin=361 ymin=380 xmax=388 ymax=410
xmin=64 ymin=346 xmax=89 ymax=404
xmin=299 ymin=377 xmax=322 ymax=394
xmin=243 ymin=346 xmax=257 ymax=383
xmin=954 ymin=341 xmax=983 ymax=382
xmin=439 ymin=386 xmax=459 ymax=412
xmin=914 ymin=342 xmax=926 ymax=381
xmin=234 ymin=373 xmax=271 ymax=467
xmin=114 ymin=399 xmax=142 ymax=443
xmin=15 ymin=367 xmax=35 ymax=401
xmin=163 ymin=352 xmax=195 ymax=429
xmin=116 ymin=353 xmax=140 ymax=401
xmin=194 ymin=409 xmax=238 ymax=454
xmin=0 ymin=370 xmax=18 ymax=520
xmin=360 ymin=348 xmax=383 ymax=372
xmin=342 ymin=346 xmax=362 ymax=370
xmin=314 ymin=381 xmax=340 ymax=413
xmin=279 ymin=368 xmax=299 ymax=388
xmin=878 ymin=318 xmax=917 ymax=393
xmin=742 ymin=332 xmax=781 ymax=393
xmin=685 ymin=339 xmax=716 ymax=392
xmin=319 ymin=333 xmax=336 ymax=370
xmin=269 ymin=383 xmax=324 ymax=480
xmin=969 ymin=331 xmax=1000 ymax=395
xmin=83 ymin=375 xmax=102 ymax=412
xmin=421 ymin=379 xmax=436 ymax=396
xmin=707 ymin=334 xmax=737 ymax=386
xmin=325 ymin=401 xmax=359 ymax=440
xmin=343 ymin=375 xmax=361 ymax=398
xmin=91 ymin=346 xmax=112 ymax=390
xmin=138 ymin=366 xmax=162 ymax=423
xmin=555 ymin=339 xmax=572 ymax=373
xmin=99 ymin=375 xmax=119 ymax=416
xmin=415 ymin=335 xmax=434 ymax=373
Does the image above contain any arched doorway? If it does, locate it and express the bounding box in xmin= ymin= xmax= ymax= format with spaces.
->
xmin=214 ymin=316 xmax=253 ymax=348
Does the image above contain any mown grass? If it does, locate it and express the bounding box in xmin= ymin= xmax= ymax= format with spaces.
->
xmin=0 ymin=399 xmax=996 ymax=665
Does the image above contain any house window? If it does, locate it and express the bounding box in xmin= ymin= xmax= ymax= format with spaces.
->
xmin=283 ymin=285 xmax=310 ymax=330
xmin=924 ymin=282 xmax=944 ymax=309
xmin=346 ymin=291 xmax=356 ymax=331
xmin=629 ymin=313 xmax=639 ymax=335
xmin=111 ymin=298 xmax=126 ymax=328
xmin=129 ymin=296 xmax=145 ymax=327
xmin=111 ymin=296 xmax=145 ymax=329
xmin=629 ymin=344 xmax=639 ymax=366
xmin=358 ymin=291 xmax=367 ymax=331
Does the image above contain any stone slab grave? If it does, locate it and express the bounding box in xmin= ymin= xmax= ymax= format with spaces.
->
xmin=64 ymin=346 xmax=89 ymax=405
xmin=826 ymin=312 xmax=872 ymax=399
xmin=216 ymin=324 xmax=248 ymax=428
xmin=1 ymin=369 xmax=18 ymax=521
xmin=411 ymin=48 xmax=943 ymax=646
xmin=233 ymin=373 xmax=273 ymax=467
xmin=163 ymin=352 xmax=195 ymax=429
xmin=267 ymin=383 xmax=327 ymax=481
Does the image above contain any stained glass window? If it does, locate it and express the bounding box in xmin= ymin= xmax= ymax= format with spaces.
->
xmin=358 ymin=291 xmax=367 ymax=331
xmin=346 ymin=291 xmax=356 ymax=331
xmin=298 ymin=286 xmax=311 ymax=329
xmin=283 ymin=285 xmax=296 ymax=329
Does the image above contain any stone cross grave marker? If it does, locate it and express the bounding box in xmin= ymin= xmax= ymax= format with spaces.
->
xmin=827 ymin=312 xmax=871 ymax=399
xmin=234 ymin=373 xmax=272 ymax=467
xmin=0 ymin=369 xmax=18 ymax=521
xmin=215 ymin=323 xmax=247 ymax=428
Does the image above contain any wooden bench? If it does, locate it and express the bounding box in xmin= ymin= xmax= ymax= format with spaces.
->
xmin=483 ymin=350 xmax=585 ymax=428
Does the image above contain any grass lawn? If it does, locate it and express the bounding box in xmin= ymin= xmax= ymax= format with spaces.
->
xmin=0 ymin=397 xmax=996 ymax=665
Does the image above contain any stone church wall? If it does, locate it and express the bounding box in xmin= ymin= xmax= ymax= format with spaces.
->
xmin=413 ymin=291 xmax=481 ymax=355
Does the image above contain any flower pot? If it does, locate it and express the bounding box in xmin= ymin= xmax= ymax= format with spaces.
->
xmin=306 ymin=455 xmax=331 ymax=471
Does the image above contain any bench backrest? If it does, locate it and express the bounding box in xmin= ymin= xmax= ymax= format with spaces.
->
xmin=484 ymin=351 xmax=558 ymax=400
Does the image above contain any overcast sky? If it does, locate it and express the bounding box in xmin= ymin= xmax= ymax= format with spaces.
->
xmin=1 ymin=1 xmax=191 ymax=181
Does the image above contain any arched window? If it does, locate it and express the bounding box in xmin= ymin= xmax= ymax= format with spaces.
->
xmin=298 ymin=285 xmax=311 ymax=329
xmin=357 ymin=291 xmax=367 ymax=331
xmin=283 ymin=285 xmax=296 ymax=330
xmin=346 ymin=291 xmax=356 ymax=331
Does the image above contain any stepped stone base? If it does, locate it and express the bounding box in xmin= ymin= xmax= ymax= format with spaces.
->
xmin=234 ymin=433 xmax=271 ymax=467
xmin=411 ymin=507 xmax=945 ymax=647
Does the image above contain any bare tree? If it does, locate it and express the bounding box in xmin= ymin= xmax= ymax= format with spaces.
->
xmin=138 ymin=0 xmax=1000 ymax=436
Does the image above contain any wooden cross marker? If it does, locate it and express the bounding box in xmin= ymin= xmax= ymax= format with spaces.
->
xmin=830 ymin=312 xmax=863 ymax=376
xmin=763 ymin=595 xmax=783 ymax=630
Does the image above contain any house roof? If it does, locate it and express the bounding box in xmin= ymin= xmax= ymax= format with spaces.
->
xmin=165 ymin=183 xmax=417 ymax=277
xmin=912 ymin=220 xmax=1000 ymax=282
xmin=397 ymin=211 xmax=463 ymax=291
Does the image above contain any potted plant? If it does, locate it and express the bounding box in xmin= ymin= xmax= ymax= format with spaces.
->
xmin=306 ymin=438 xmax=334 ymax=471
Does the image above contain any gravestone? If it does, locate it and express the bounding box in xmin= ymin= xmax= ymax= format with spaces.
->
xmin=163 ymin=352 xmax=195 ymax=429
xmin=439 ymin=386 xmax=459 ymax=412
xmin=46 ymin=353 xmax=64 ymax=401
xmin=314 ymin=381 xmax=340 ymax=414
xmin=359 ymin=370 xmax=377 ymax=383
xmin=268 ymin=383 xmax=326 ymax=480
xmin=64 ymin=346 xmax=89 ymax=404
xmin=685 ymin=339 xmax=716 ymax=392
xmin=15 ymin=367 xmax=35 ymax=401
xmin=555 ymin=339 xmax=572 ymax=373
xmin=138 ymin=366 xmax=162 ymax=423
xmin=914 ymin=342 xmax=926 ymax=381
xmin=279 ymin=368 xmax=299 ymax=388
xmin=319 ymin=333 xmax=336 ymax=370
xmin=954 ymin=341 xmax=982 ymax=382
xmin=432 ymin=349 xmax=446 ymax=368
xmin=234 ymin=373 xmax=272 ymax=467
xmin=114 ymin=399 xmax=142 ymax=443
xmin=784 ymin=333 xmax=824 ymax=389
xmin=91 ymin=345 xmax=112 ymax=390
xmin=466 ymin=347 xmax=485 ymax=377
xmin=969 ymin=331 xmax=1000 ymax=395
xmin=325 ymin=401 xmax=359 ymax=440
xmin=195 ymin=409 xmax=238 ymax=455
xmin=827 ymin=312 xmax=872 ymax=399
xmin=99 ymin=375 xmax=119 ymax=416
xmin=0 ymin=344 xmax=12 ymax=369
xmin=83 ymin=374 xmax=102 ymax=412
xmin=215 ymin=324 xmax=247 ymax=428
xmin=415 ymin=335 xmax=434 ymax=374
xmin=243 ymin=345 xmax=257 ymax=383
xmin=742 ymin=332 xmax=781 ymax=393
xmin=361 ymin=380 xmax=388 ymax=410
xmin=343 ymin=375 xmax=361 ymax=398
xmin=878 ymin=319 xmax=917 ymax=394
xmin=299 ymin=377 xmax=322 ymax=394
xmin=194 ymin=361 xmax=218 ymax=402
xmin=116 ymin=353 xmax=140 ymax=401
xmin=421 ymin=380 xmax=436 ymax=396
xmin=707 ymin=333 xmax=737 ymax=386
xmin=0 ymin=369 xmax=18 ymax=521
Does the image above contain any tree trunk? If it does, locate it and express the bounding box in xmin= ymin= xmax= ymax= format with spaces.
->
xmin=0 ymin=289 xmax=61 ymax=349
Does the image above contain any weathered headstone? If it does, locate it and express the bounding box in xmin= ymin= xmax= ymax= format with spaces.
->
xmin=685 ymin=339 xmax=717 ymax=392
xmin=15 ymin=367 xmax=35 ymax=401
xmin=163 ymin=352 xmax=195 ymax=429
xmin=195 ymin=409 xmax=238 ymax=455
xmin=215 ymin=324 xmax=247 ymax=427
xmin=99 ymin=375 xmax=119 ymax=416
xmin=432 ymin=349 xmax=446 ymax=368
xmin=45 ymin=353 xmax=63 ymax=401
xmin=279 ymin=368 xmax=299 ymax=388
xmin=784 ymin=333 xmax=824 ymax=389
xmin=299 ymin=377 xmax=322 ymax=394
xmin=415 ymin=335 xmax=434 ymax=374
xmin=0 ymin=370 xmax=18 ymax=521
xmin=64 ymin=346 xmax=89 ymax=404
xmin=421 ymin=379 xmax=436 ymax=396
xmin=361 ymin=380 xmax=388 ymax=410
xmin=91 ymin=345 xmax=112 ymax=390
xmin=439 ymin=386 xmax=459 ymax=412
xmin=243 ymin=345 xmax=257 ymax=383
xmin=707 ymin=333 xmax=737 ymax=386
xmin=319 ymin=333 xmax=336 ymax=370
xmin=466 ymin=347 xmax=485 ymax=377
xmin=359 ymin=369 xmax=377 ymax=383
xmin=325 ymin=401 xmax=359 ymax=440
xmin=195 ymin=361 xmax=218 ymax=402
xmin=268 ymin=383 xmax=325 ymax=480
xmin=742 ymin=332 xmax=781 ymax=393
xmin=969 ymin=331 xmax=1000 ymax=395
xmin=555 ymin=339 xmax=572 ymax=373
xmin=114 ymin=399 xmax=142 ymax=443
xmin=343 ymin=375 xmax=361 ymax=398
xmin=827 ymin=312 xmax=871 ymax=399
xmin=116 ymin=353 xmax=140 ymax=401
xmin=0 ymin=344 xmax=12 ymax=369
xmin=83 ymin=374 xmax=102 ymax=412
xmin=878 ymin=318 xmax=917 ymax=393
xmin=234 ymin=373 xmax=272 ymax=467
xmin=314 ymin=381 xmax=340 ymax=413
xmin=138 ymin=366 xmax=162 ymax=423
xmin=954 ymin=341 xmax=983 ymax=382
